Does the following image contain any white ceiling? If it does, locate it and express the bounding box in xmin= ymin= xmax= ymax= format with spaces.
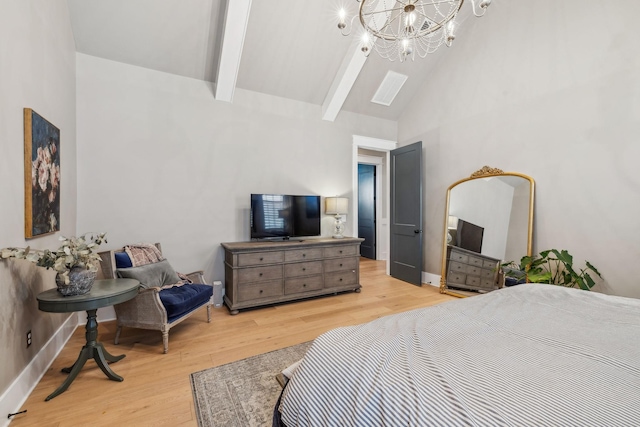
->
xmin=67 ymin=0 xmax=481 ymax=121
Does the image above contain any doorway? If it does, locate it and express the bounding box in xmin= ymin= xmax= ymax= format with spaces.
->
xmin=358 ymin=163 xmax=376 ymax=259
xmin=352 ymin=136 xmax=396 ymax=273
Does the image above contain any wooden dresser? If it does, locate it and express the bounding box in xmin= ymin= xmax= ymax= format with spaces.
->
xmin=221 ymin=237 xmax=363 ymax=314
xmin=445 ymin=245 xmax=501 ymax=293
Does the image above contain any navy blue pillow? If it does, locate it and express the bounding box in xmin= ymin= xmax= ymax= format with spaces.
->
xmin=115 ymin=252 xmax=133 ymax=269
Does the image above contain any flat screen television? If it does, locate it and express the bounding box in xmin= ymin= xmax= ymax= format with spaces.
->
xmin=456 ymin=219 xmax=484 ymax=253
xmin=250 ymin=194 xmax=321 ymax=240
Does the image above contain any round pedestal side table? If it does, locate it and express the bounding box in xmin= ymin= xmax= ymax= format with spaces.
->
xmin=37 ymin=278 xmax=140 ymax=401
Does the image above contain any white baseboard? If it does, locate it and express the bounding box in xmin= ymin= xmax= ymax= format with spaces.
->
xmin=422 ymin=271 xmax=441 ymax=288
xmin=1 ymin=314 xmax=77 ymax=427
xmin=2 ymin=305 xmax=118 ymax=426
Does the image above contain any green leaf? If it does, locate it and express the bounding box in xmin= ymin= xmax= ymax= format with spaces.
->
xmin=585 ymin=261 xmax=602 ymax=278
xmin=527 ymin=272 xmax=552 ymax=283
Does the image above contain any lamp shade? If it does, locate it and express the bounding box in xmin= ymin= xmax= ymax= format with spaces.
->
xmin=325 ymin=197 xmax=348 ymax=215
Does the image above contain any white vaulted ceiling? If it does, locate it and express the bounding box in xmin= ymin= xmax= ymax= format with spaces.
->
xmin=67 ymin=0 xmax=482 ymax=121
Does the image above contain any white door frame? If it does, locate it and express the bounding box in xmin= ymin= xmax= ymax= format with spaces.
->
xmin=352 ymin=135 xmax=397 ymax=275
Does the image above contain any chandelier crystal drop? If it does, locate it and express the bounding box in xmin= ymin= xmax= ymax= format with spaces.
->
xmin=337 ymin=0 xmax=491 ymax=62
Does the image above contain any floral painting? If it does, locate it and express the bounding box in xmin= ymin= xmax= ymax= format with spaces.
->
xmin=24 ymin=108 xmax=60 ymax=238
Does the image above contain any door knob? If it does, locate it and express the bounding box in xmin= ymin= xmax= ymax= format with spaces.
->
xmin=414 ymin=229 xmax=421 ymax=234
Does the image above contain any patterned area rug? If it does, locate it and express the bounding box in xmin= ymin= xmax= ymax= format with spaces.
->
xmin=190 ymin=341 xmax=312 ymax=427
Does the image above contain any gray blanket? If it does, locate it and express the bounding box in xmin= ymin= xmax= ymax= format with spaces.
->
xmin=279 ymin=284 xmax=640 ymax=426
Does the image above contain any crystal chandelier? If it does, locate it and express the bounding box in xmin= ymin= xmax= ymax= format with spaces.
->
xmin=337 ymin=0 xmax=491 ymax=62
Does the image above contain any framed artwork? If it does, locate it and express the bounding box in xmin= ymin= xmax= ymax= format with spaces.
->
xmin=24 ymin=108 xmax=60 ymax=238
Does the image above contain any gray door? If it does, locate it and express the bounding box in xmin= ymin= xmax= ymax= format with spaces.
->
xmin=390 ymin=141 xmax=423 ymax=285
xmin=358 ymin=164 xmax=376 ymax=259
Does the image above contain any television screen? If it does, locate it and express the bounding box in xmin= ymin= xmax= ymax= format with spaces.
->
xmin=250 ymin=194 xmax=320 ymax=239
xmin=456 ymin=219 xmax=484 ymax=253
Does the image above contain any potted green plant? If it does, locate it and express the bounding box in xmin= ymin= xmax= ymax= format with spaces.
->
xmin=502 ymin=249 xmax=602 ymax=290
xmin=1 ymin=232 xmax=107 ymax=295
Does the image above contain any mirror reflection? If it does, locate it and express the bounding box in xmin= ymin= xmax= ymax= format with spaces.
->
xmin=441 ymin=168 xmax=534 ymax=296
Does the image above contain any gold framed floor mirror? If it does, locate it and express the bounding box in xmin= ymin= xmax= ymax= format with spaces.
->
xmin=440 ymin=166 xmax=535 ymax=298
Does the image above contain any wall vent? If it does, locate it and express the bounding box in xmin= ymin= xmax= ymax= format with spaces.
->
xmin=371 ymin=71 xmax=408 ymax=106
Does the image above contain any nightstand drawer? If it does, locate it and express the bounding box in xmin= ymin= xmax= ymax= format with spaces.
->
xmin=238 ymin=280 xmax=283 ymax=302
xmin=285 ymin=275 xmax=323 ymax=294
xmin=237 ymin=265 xmax=282 ymax=284
xmin=465 ymin=275 xmax=481 ymax=287
xmin=323 ymin=257 xmax=357 ymax=273
xmin=323 ymin=245 xmax=357 ymax=258
xmin=238 ymin=251 xmax=283 ymax=267
xmin=325 ymin=270 xmax=357 ymax=288
xmin=284 ymin=248 xmax=323 ymax=262
xmin=481 ymin=278 xmax=497 ymax=289
xmin=284 ymin=261 xmax=323 ymax=278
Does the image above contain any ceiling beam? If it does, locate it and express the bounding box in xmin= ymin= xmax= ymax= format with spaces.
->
xmin=215 ymin=0 xmax=252 ymax=103
xmin=321 ymin=38 xmax=368 ymax=122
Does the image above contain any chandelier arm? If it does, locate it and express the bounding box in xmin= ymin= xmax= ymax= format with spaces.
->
xmin=360 ymin=5 xmax=406 ymax=18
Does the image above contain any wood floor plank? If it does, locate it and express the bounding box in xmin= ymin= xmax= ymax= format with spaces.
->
xmin=10 ymin=259 xmax=454 ymax=426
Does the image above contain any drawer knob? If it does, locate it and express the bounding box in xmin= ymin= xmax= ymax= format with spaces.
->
xmin=259 ymin=289 xmax=263 ymax=294
xmin=303 ymin=284 xmax=307 ymax=287
xmin=339 ymin=250 xmax=343 ymax=254
xmin=339 ymin=278 xmax=343 ymax=282
xmin=303 ymin=254 xmax=306 ymax=257
xmin=302 ymin=268 xmax=306 ymax=271
xmin=259 ymin=273 xmax=263 ymax=277
xmin=339 ymin=263 xmax=343 ymax=267
xmin=260 ymin=257 xmax=264 ymax=261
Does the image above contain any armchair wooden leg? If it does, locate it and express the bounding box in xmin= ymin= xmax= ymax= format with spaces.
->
xmin=162 ymin=331 xmax=169 ymax=354
xmin=114 ymin=326 xmax=123 ymax=345
xmin=207 ymin=304 xmax=211 ymax=323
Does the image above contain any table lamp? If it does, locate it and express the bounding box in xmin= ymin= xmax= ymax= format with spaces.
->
xmin=325 ymin=197 xmax=348 ymax=239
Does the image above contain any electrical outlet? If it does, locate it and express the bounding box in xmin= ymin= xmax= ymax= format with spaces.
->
xmin=26 ymin=330 xmax=32 ymax=348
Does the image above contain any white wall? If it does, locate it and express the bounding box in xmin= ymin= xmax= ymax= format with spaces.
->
xmin=0 ymin=0 xmax=77 ymax=413
xmin=398 ymin=1 xmax=640 ymax=297
xmin=75 ymin=54 xmax=397 ymax=283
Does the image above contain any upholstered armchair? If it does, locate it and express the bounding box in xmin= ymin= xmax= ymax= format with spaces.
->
xmin=99 ymin=243 xmax=213 ymax=353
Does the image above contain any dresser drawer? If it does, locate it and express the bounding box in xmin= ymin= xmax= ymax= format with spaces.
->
xmin=237 ymin=265 xmax=282 ymax=284
xmin=284 ymin=261 xmax=323 ymax=278
xmin=237 ymin=280 xmax=283 ymax=302
xmin=466 ymin=265 xmax=482 ymax=276
xmin=325 ymin=270 xmax=357 ymax=288
xmin=285 ymin=275 xmax=323 ymax=294
xmin=449 ymin=250 xmax=469 ymax=264
xmin=465 ymin=275 xmax=481 ymax=287
xmin=323 ymin=245 xmax=357 ymax=258
xmin=324 ymin=257 xmax=357 ymax=273
xmin=482 ymin=259 xmax=498 ymax=269
xmin=447 ymin=271 xmax=466 ymax=286
xmin=449 ymin=261 xmax=467 ymax=274
xmin=467 ymin=255 xmax=484 ymax=267
xmin=480 ymin=268 xmax=495 ymax=279
xmin=284 ymin=248 xmax=323 ymax=262
xmin=481 ymin=278 xmax=497 ymax=289
xmin=238 ymin=251 xmax=283 ymax=267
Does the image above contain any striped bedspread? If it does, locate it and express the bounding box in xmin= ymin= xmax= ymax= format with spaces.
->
xmin=278 ymin=284 xmax=640 ymax=426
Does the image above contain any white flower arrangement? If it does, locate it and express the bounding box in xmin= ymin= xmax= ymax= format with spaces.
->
xmin=1 ymin=233 xmax=107 ymax=284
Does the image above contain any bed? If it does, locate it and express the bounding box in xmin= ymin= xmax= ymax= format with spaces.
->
xmin=275 ymin=284 xmax=640 ymax=426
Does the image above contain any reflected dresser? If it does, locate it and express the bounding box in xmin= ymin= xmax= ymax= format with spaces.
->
xmin=445 ymin=245 xmax=501 ymax=292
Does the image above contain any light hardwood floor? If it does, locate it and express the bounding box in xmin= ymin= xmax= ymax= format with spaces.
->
xmin=12 ymin=259 xmax=454 ymax=427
